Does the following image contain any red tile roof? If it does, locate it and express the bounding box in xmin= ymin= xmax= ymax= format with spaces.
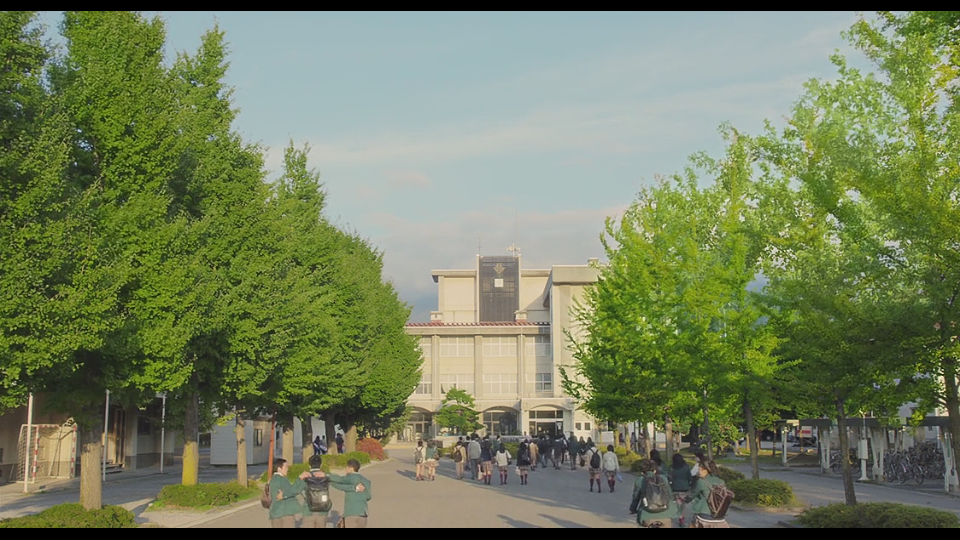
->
xmin=405 ymin=321 xmax=550 ymax=327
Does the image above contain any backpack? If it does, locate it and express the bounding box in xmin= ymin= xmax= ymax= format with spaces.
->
xmin=260 ymin=481 xmax=272 ymax=509
xmin=643 ymin=473 xmax=670 ymax=513
xmin=454 ymin=446 xmax=464 ymax=463
xmin=304 ymin=476 xmax=333 ymax=513
xmin=706 ymin=482 xmax=735 ymax=519
xmin=590 ymin=450 xmax=601 ymax=469
xmin=414 ymin=446 xmax=424 ymax=464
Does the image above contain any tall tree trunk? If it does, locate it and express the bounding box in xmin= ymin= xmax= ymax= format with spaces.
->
xmin=324 ymin=411 xmax=338 ymax=456
xmin=301 ymin=416 xmax=314 ymax=464
xmin=943 ymin=357 xmax=960 ymax=491
xmin=835 ymin=396 xmax=857 ymax=506
xmin=643 ymin=423 xmax=652 ymax=456
xmin=79 ymin=423 xmax=102 ymax=510
xmin=744 ymin=397 xmax=760 ymax=480
xmin=344 ymin=416 xmax=358 ymax=453
xmin=664 ymin=414 xmax=674 ymax=459
xmin=703 ymin=387 xmax=714 ymax=462
xmin=235 ymin=411 xmax=247 ymax=487
xmin=281 ymin=415 xmax=294 ymax=463
xmin=182 ymin=388 xmax=200 ymax=486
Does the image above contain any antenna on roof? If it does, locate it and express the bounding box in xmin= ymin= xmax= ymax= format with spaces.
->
xmin=508 ymin=210 xmax=520 ymax=258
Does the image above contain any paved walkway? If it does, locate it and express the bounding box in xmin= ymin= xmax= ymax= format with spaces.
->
xmin=195 ymin=445 xmax=787 ymax=528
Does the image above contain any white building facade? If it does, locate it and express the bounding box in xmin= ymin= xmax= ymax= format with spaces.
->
xmin=404 ymin=254 xmax=603 ymax=442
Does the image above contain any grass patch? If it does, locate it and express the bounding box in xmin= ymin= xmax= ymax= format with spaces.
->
xmin=150 ymin=481 xmax=261 ymax=511
xmin=0 ymin=504 xmax=137 ymax=528
xmin=797 ymin=503 xmax=960 ymax=528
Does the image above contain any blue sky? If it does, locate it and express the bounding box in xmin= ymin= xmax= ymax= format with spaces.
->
xmin=39 ymin=11 xmax=866 ymax=321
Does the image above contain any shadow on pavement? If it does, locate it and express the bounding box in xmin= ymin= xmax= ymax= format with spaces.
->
xmin=540 ymin=513 xmax=589 ymax=528
xmin=498 ymin=514 xmax=541 ymax=528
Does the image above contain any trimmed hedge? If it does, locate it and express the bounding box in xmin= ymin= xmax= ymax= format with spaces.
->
xmin=0 ymin=504 xmax=137 ymax=528
xmin=154 ymin=482 xmax=260 ymax=509
xmin=728 ymin=479 xmax=794 ymax=507
xmin=715 ymin=466 xmax=746 ymax=484
xmin=797 ymin=503 xmax=960 ymax=528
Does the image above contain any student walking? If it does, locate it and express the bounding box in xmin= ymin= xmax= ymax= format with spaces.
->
xmin=602 ymin=444 xmax=621 ymax=493
xmin=685 ymin=460 xmax=730 ymax=528
xmin=480 ymin=440 xmax=495 ymax=485
xmin=326 ymin=459 xmax=371 ymax=528
xmin=495 ymin=443 xmax=513 ymax=485
xmin=585 ymin=444 xmax=602 ymax=493
xmin=529 ymin=438 xmax=539 ymax=472
xmin=301 ymin=454 xmax=331 ymax=528
xmin=468 ymin=435 xmax=482 ymax=480
xmin=335 ymin=433 xmax=345 ymax=454
xmin=568 ymin=432 xmax=580 ymax=470
xmin=424 ymin=441 xmax=438 ymax=481
xmin=649 ymin=449 xmax=664 ymax=473
xmin=414 ymin=440 xmax=426 ymax=481
xmin=629 ymin=459 xmax=680 ymax=528
xmin=517 ymin=441 xmax=531 ymax=485
xmin=668 ymin=453 xmax=692 ymax=527
xmin=268 ymin=458 xmax=311 ymax=528
xmin=453 ymin=441 xmax=467 ymax=480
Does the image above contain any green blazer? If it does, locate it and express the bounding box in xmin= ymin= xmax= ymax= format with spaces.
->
xmin=269 ymin=473 xmax=306 ymax=520
xmin=688 ymin=475 xmax=725 ymax=517
xmin=669 ymin=463 xmax=692 ymax=492
xmin=630 ymin=472 xmax=681 ymax=524
xmin=327 ymin=472 xmax=371 ymax=517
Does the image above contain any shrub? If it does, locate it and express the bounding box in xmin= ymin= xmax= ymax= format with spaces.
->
xmin=258 ymin=452 xmax=373 ymax=482
xmin=0 ymin=503 xmax=137 ymax=528
xmin=714 ymin=466 xmax=746 ymax=484
xmin=728 ymin=479 xmax=794 ymax=507
xmin=357 ymin=438 xmax=387 ymax=460
xmin=797 ymin=503 xmax=960 ymax=528
xmin=630 ymin=459 xmax=645 ymax=473
xmin=614 ymin=446 xmax=629 ymax=457
xmin=154 ymin=482 xmax=259 ymax=509
xmin=618 ymin=451 xmax=642 ymax=470
xmin=503 ymin=442 xmax=520 ymax=457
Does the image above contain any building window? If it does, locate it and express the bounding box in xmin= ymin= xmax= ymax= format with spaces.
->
xmin=415 ymin=374 xmax=433 ymax=395
xmin=440 ymin=337 xmax=474 ymax=357
xmin=483 ymin=373 xmax=518 ymax=395
xmin=529 ymin=409 xmax=563 ymax=419
xmin=440 ymin=374 xmax=475 ymax=395
xmin=482 ymin=336 xmax=517 ymax=357
xmin=254 ymin=429 xmax=263 ymax=447
xmin=137 ymin=415 xmax=151 ymax=436
xmin=483 ymin=409 xmax=518 ymax=436
xmin=584 ymin=423 xmax=591 ymax=431
xmin=528 ymin=373 xmax=552 ymax=394
xmin=420 ymin=338 xmax=432 ymax=360
xmin=575 ymin=422 xmax=582 ymax=430
xmin=525 ymin=335 xmax=550 ymax=357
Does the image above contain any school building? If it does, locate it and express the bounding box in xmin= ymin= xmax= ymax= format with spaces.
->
xmin=403 ymin=253 xmax=603 ymax=442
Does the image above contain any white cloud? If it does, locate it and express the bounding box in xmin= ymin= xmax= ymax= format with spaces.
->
xmin=386 ymin=171 xmax=432 ymax=189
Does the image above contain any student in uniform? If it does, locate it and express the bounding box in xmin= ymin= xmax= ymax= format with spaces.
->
xmin=268 ymin=459 xmax=311 ymax=528
xmin=325 ymin=459 xmax=372 ymax=528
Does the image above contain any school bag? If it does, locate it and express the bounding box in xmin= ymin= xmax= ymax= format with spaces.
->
xmin=454 ymin=446 xmax=464 ymax=463
xmin=706 ymin=481 xmax=735 ymax=519
xmin=304 ymin=476 xmax=333 ymax=513
xmin=590 ymin=450 xmax=601 ymax=469
xmin=260 ymin=482 xmax=272 ymax=509
xmin=414 ymin=446 xmax=424 ymax=464
xmin=643 ymin=473 xmax=670 ymax=513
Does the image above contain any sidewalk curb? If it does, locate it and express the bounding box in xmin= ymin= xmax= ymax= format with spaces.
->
xmin=164 ymin=457 xmax=393 ymax=529
xmin=778 ymin=520 xmax=801 ymax=528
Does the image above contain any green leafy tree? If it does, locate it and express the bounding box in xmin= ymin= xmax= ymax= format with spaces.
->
xmin=435 ymin=388 xmax=483 ymax=434
xmin=769 ymin=11 xmax=960 ymax=493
